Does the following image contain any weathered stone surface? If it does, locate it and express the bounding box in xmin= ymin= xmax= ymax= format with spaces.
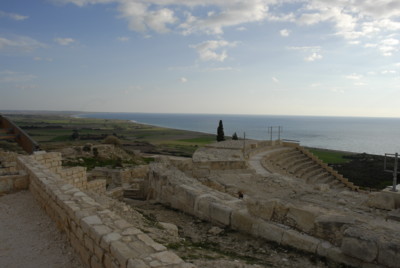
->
xmin=127 ymin=259 xmax=150 ymax=268
xmin=194 ymin=194 xmax=218 ymax=220
xmin=341 ymin=227 xmax=378 ymax=263
xmin=230 ymin=209 xmax=257 ymax=233
xmin=150 ymin=251 xmax=183 ymax=265
xmin=286 ymin=204 xmax=323 ymax=233
xmin=318 ymin=242 xmax=362 ymax=267
xmin=159 ymin=222 xmax=179 ymax=237
xmin=377 ymin=236 xmax=400 ymax=268
xmin=255 ymin=220 xmax=286 ymax=244
xmin=101 ymin=232 xmax=122 ymax=250
xmin=246 ymin=198 xmax=276 ymax=221
xmin=271 ymin=199 xmax=289 ymax=222
xmin=314 ymin=214 xmax=355 ymax=245
xmin=367 ymin=192 xmax=396 ymax=210
xmin=282 ymin=229 xmax=320 ymax=253
xmin=209 ymin=202 xmax=232 ymax=226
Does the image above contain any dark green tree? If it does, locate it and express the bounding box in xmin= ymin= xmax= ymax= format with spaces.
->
xmin=71 ymin=129 xmax=80 ymax=140
xmin=232 ymin=132 xmax=238 ymax=140
xmin=217 ymin=120 xmax=225 ymax=142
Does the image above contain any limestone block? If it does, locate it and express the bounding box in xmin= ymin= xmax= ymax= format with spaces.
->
xmin=377 ymin=236 xmax=400 ymax=268
xmin=367 ymin=192 xmax=396 ymax=210
xmin=194 ymin=194 xmax=219 ymax=221
xmin=0 ymin=177 xmax=12 ymax=193
xmin=127 ymin=259 xmax=150 ymax=268
xmin=101 ymin=232 xmax=122 ymax=250
xmin=159 ymin=222 xmax=179 ymax=237
xmin=282 ymin=229 xmax=320 ymax=253
xmin=286 ymin=204 xmax=323 ymax=233
xmin=255 ymin=220 xmax=287 ymax=244
xmin=171 ymin=184 xmax=202 ymax=214
xmin=128 ymin=241 xmax=155 ymax=258
xmin=341 ymin=227 xmax=378 ymax=263
xmin=13 ymin=175 xmax=29 ymax=190
xmin=137 ymin=233 xmax=166 ymax=252
xmin=111 ymin=240 xmax=140 ymax=268
xmin=314 ymin=214 xmax=355 ymax=245
xmin=230 ymin=209 xmax=258 ymax=233
xmin=245 ymin=198 xmax=276 ymax=221
xmin=150 ymin=251 xmax=183 ymax=265
xmin=91 ymin=255 xmax=103 ymax=268
xmin=271 ymin=199 xmax=289 ymax=222
xmin=317 ymin=242 xmax=362 ymax=267
xmin=209 ymin=202 xmax=232 ymax=226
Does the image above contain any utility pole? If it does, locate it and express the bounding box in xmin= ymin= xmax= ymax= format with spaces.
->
xmin=384 ymin=153 xmax=399 ymax=192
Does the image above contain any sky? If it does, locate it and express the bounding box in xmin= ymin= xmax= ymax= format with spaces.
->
xmin=1 ymin=0 xmax=400 ymax=117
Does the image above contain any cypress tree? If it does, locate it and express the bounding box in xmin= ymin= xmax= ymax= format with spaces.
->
xmin=232 ymin=132 xmax=238 ymax=140
xmin=217 ymin=120 xmax=225 ymax=142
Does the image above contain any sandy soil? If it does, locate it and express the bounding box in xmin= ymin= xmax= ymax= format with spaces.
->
xmin=0 ymin=191 xmax=83 ymax=268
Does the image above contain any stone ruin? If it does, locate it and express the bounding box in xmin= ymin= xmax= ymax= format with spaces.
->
xmin=2 ymin=139 xmax=400 ymax=267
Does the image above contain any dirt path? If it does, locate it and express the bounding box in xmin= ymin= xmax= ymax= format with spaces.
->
xmin=0 ymin=191 xmax=83 ymax=268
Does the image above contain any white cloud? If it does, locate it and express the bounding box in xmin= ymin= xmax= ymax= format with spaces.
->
xmin=33 ymin=57 xmax=53 ymax=62
xmin=0 ymin=10 xmax=28 ymax=21
xmin=0 ymin=36 xmax=46 ymax=52
xmin=279 ymin=29 xmax=290 ymax=37
xmin=117 ymin=36 xmax=130 ymax=42
xmin=0 ymin=71 xmax=37 ymax=83
xmin=190 ymin=40 xmax=237 ymax=62
xmin=305 ymin=52 xmax=322 ymax=62
xmin=345 ymin=73 xmax=363 ymax=80
xmin=54 ymin=37 xmax=76 ymax=46
xmin=179 ymin=77 xmax=188 ymax=83
xmin=272 ymin=77 xmax=279 ymax=83
xmin=236 ymin=26 xmax=247 ymax=31
xmin=381 ymin=70 xmax=396 ymax=74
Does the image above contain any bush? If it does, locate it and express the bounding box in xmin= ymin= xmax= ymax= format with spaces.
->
xmin=102 ymin=135 xmax=121 ymax=146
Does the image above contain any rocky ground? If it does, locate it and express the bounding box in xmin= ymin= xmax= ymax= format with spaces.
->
xmin=0 ymin=191 xmax=83 ymax=268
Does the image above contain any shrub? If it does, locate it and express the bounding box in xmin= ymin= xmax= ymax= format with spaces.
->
xmin=103 ymin=135 xmax=121 ymax=146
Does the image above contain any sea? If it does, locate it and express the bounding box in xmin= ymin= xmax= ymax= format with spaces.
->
xmin=77 ymin=112 xmax=400 ymax=155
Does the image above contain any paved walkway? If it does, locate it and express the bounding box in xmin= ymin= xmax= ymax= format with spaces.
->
xmin=247 ymin=147 xmax=288 ymax=177
xmin=0 ymin=191 xmax=83 ymax=268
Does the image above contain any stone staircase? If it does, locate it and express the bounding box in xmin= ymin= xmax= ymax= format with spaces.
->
xmin=261 ymin=145 xmax=359 ymax=191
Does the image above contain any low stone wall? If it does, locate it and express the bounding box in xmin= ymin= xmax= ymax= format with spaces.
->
xmin=88 ymin=166 xmax=149 ymax=188
xmin=0 ymin=170 xmax=28 ymax=194
xmin=147 ymin=162 xmax=400 ymax=268
xmin=17 ymin=154 xmax=194 ymax=268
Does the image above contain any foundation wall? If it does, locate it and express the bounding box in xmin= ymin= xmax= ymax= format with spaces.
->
xmin=17 ymin=153 xmax=194 ymax=268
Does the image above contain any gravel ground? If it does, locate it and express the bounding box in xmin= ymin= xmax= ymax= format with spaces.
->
xmin=0 ymin=191 xmax=83 ymax=268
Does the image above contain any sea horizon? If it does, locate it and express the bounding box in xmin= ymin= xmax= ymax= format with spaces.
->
xmin=76 ymin=112 xmax=400 ymax=155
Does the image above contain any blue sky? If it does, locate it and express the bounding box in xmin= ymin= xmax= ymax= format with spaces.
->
xmin=1 ymin=0 xmax=400 ymax=117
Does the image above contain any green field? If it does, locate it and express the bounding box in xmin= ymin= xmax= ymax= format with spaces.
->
xmin=1 ymin=113 xmax=216 ymax=157
xmin=308 ymin=148 xmax=354 ymax=164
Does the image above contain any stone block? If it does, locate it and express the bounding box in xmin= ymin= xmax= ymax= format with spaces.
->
xmin=91 ymin=255 xmax=103 ymax=268
xmin=13 ymin=175 xmax=29 ymax=190
xmin=0 ymin=177 xmax=12 ymax=193
xmin=286 ymin=204 xmax=323 ymax=233
xmin=111 ymin=241 xmax=140 ymax=268
xmin=209 ymin=202 xmax=232 ymax=226
xmin=170 ymin=184 xmax=200 ymax=214
xmin=341 ymin=227 xmax=378 ymax=263
xmin=271 ymin=199 xmax=289 ymax=222
xmin=101 ymin=232 xmax=122 ymax=250
xmin=230 ymin=209 xmax=257 ymax=233
xmin=245 ymin=198 xmax=276 ymax=221
xmin=377 ymin=236 xmax=400 ymax=268
xmin=194 ymin=194 xmax=219 ymax=221
xmin=137 ymin=234 xmax=166 ymax=252
xmin=150 ymin=251 xmax=183 ymax=265
xmin=127 ymin=259 xmax=150 ymax=268
xmin=367 ymin=192 xmax=396 ymax=210
xmin=314 ymin=214 xmax=355 ymax=245
xmin=282 ymin=229 xmax=320 ymax=253
xmin=254 ymin=220 xmax=286 ymax=244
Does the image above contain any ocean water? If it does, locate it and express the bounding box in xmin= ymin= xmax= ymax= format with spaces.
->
xmin=78 ymin=112 xmax=400 ymax=155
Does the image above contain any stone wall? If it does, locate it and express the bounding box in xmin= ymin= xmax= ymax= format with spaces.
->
xmin=147 ymin=162 xmax=400 ymax=268
xmin=0 ymin=170 xmax=28 ymax=194
xmin=17 ymin=153 xmax=194 ymax=268
xmin=88 ymin=166 xmax=149 ymax=188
